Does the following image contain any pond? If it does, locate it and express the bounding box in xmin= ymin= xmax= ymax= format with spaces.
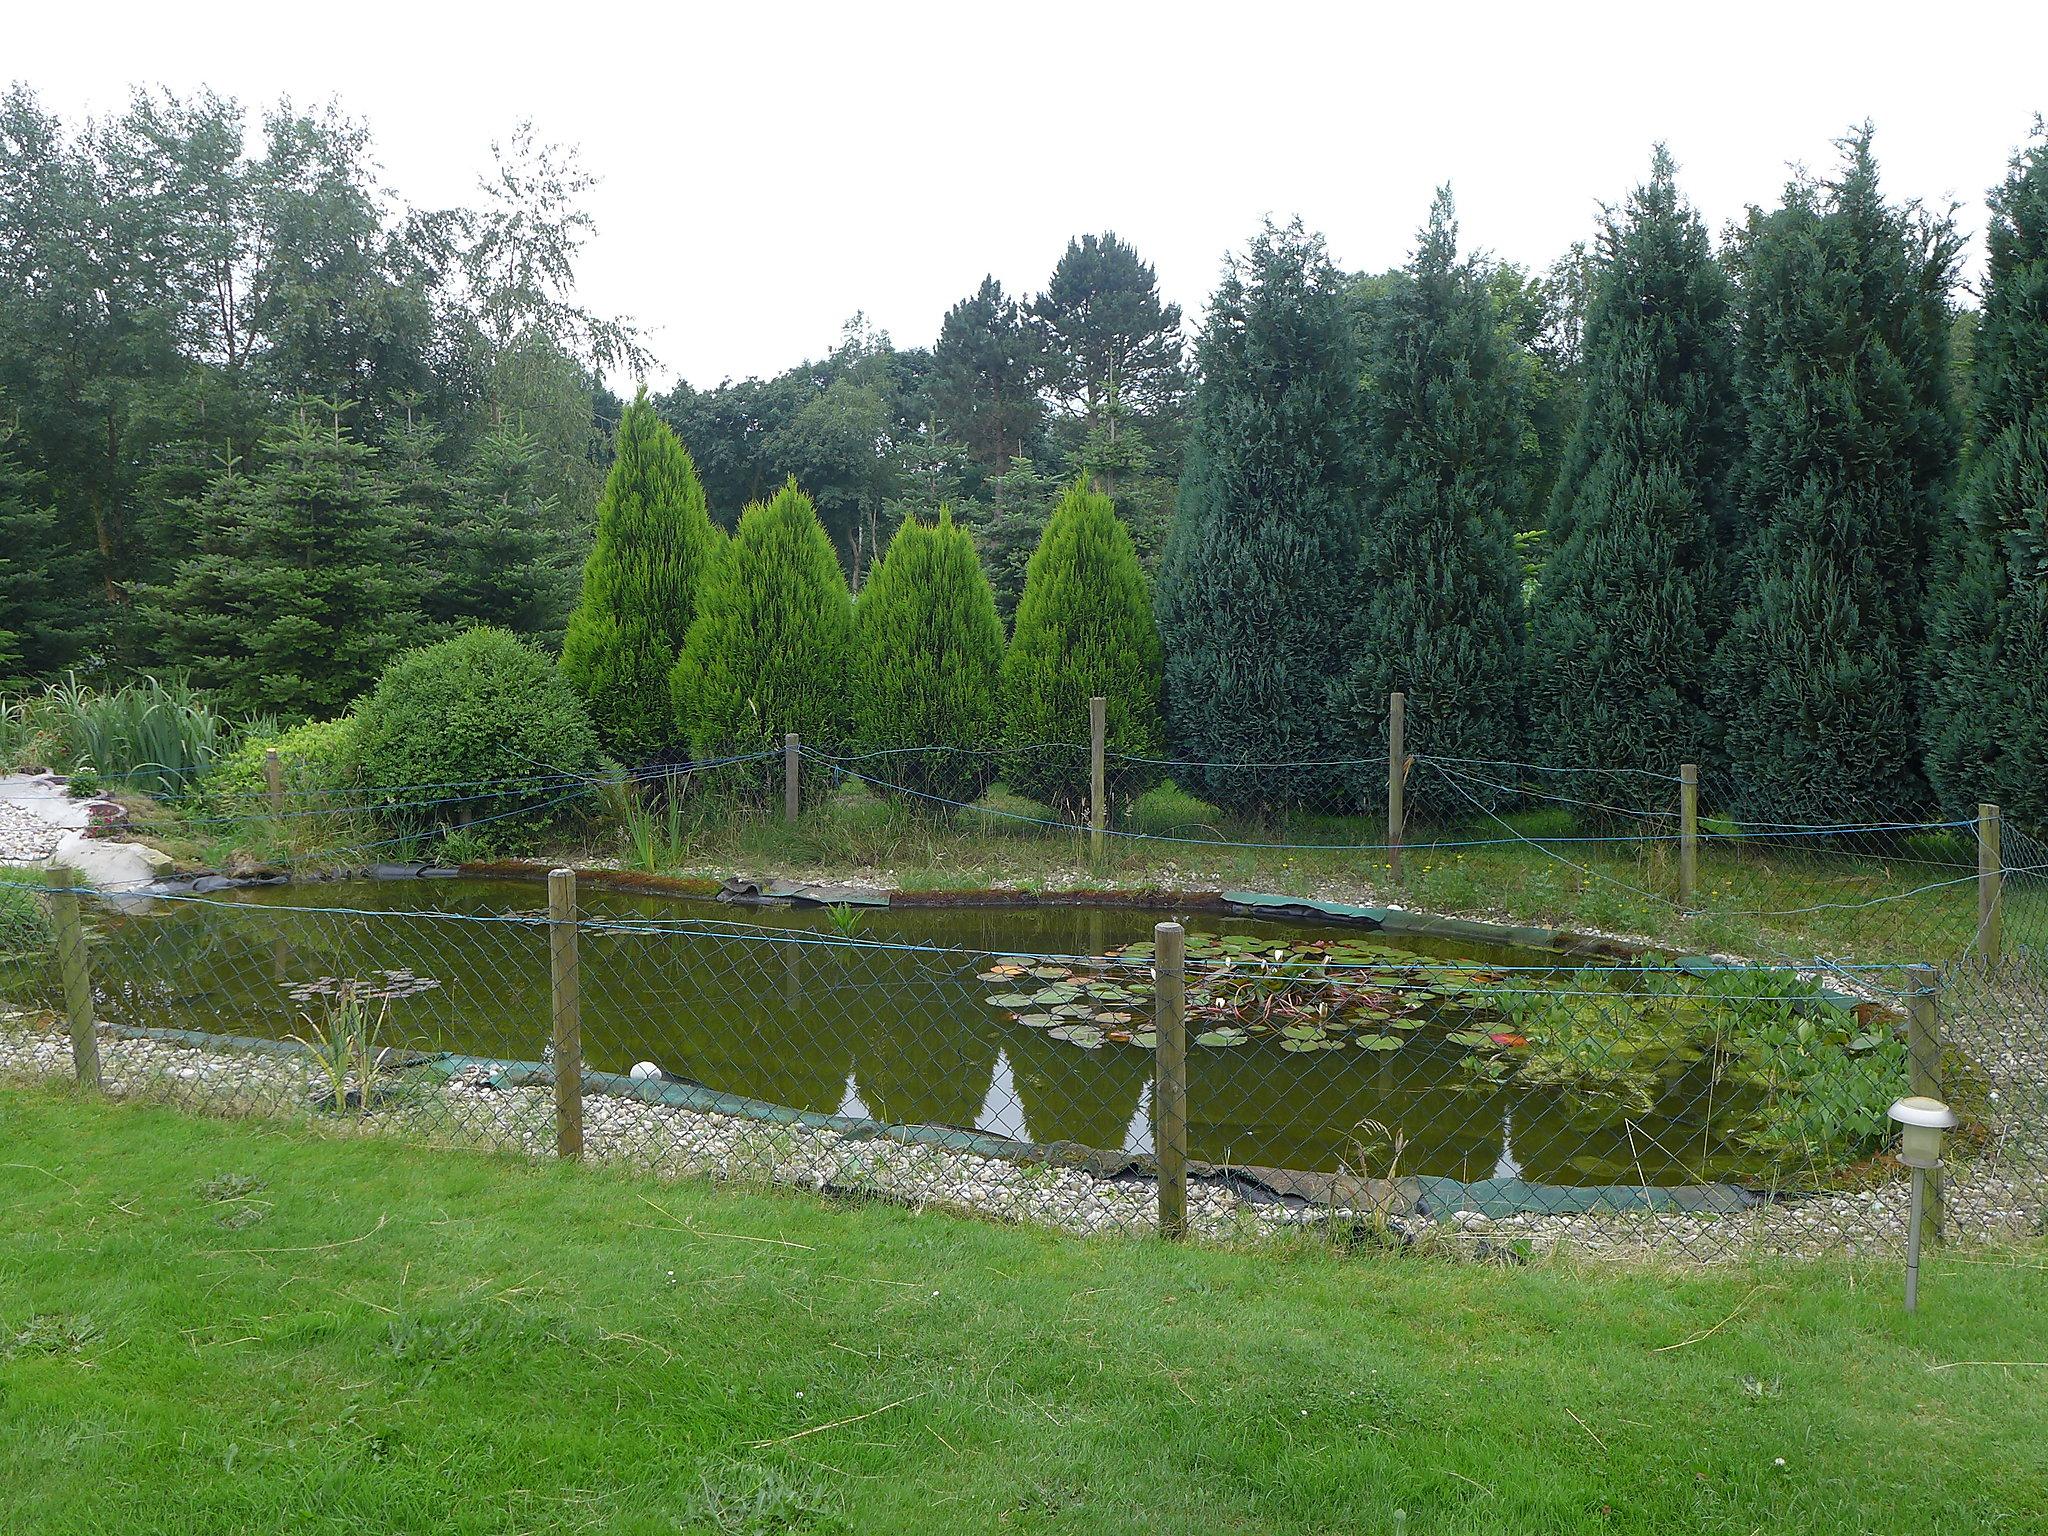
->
xmin=44 ymin=878 xmax=1901 ymax=1189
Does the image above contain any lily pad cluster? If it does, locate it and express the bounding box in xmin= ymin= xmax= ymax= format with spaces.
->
xmin=283 ymin=969 xmax=442 ymax=1005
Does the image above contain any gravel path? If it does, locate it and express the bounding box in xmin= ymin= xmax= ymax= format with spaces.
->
xmin=4 ymin=1014 xmax=2042 ymax=1262
xmin=0 ymin=774 xmax=88 ymax=865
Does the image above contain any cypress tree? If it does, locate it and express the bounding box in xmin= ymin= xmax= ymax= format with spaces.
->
xmin=1527 ymin=150 xmax=1739 ymax=787
xmin=848 ymin=508 xmax=1006 ymax=806
xmin=1923 ymin=123 xmax=2048 ymax=823
xmin=1156 ymin=220 xmax=1366 ymax=811
xmin=143 ymin=403 xmax=421 ymax=718
xmin=559 ymin=388 xmax=721 ymax=761
xmin=1338 ymin=189 xmax=1529 ymax=815
xmin=670 ymin=480 xmax=852 ymax=800
xmin=1002 ymin=482 xmax=1163 ymax=816
xmin=1719 ymin=129 xmax=1960 ymax=819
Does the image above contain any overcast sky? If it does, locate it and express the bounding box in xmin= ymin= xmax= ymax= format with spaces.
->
xmin=14 ymin=2 xmax=2048 ymax=390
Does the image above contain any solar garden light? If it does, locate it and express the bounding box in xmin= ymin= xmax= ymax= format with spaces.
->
xmin=1888 ymin=1095 xmax=1957 ymax=1313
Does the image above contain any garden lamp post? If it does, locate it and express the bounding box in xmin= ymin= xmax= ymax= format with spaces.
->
xmin=1888 ymin=1095 xmax=1957 ymax=1313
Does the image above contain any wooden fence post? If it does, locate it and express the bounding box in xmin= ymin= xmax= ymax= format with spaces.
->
xmin=1089 ymin=696 xmax=1107 ymax=862
xmin=264 ymin=746 xmax=284 ymax=821
xmin=1387 ymin=692 xmax=1406 ymax=883
xmin=1907 ymin=963 xmax=1943 ymax=1244
xmin=1153 ymin=921 xmax=1188 ymax=1240
xmin=1977 ymin=802 xmax=2003 ymax=967
xmin=548 ymin=867 xmax=583 ymax=1160
xmin=44 ymin=864 xmax=100 ymax=1092
xmin=1678 ymin=763 xmax=1699 ymax=911
xmin=784 ymin=733 xmax=801 ymax=826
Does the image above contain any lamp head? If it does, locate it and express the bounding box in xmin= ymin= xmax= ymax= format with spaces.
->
xmin=1888 ymin=1096 xmax=1957 ymax=1170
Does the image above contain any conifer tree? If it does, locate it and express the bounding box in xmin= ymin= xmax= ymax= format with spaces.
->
xmin=1718 ymin=129 xmax=1960 ymax=819
xmin=559 ymin=389 xmax=721 ymax=760
xmin=0 ymin=435 xmax=83 ymax=683
xmin=670 ymin=480 xmax=852 ymax=799
xmin=1338 ymin=190 xmax=1529 ymax=814
xmin=1002 ymin=482 xmax=1163 ymax=815
xmin=1528 ymin=150 xmax=1739 ymax=786
xmin=847 ymin=509 xmax=1006 ymax=805
xmin=143 ymin=402 xmax=422 ymax=718
xmin=1923 ymin=124 xmax=2048 ymax=823
xmin=1156 ymin=220 xmax=1366 ymax=811
xmin=437 ymin=426 xmax=570 ymax=643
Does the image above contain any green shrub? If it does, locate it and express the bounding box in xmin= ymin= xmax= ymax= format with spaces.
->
xmin=355 ymin=627 xmax=606 ymax=848
xmin=0 ymin=873 xmax=51 ymax=960
xmin=560 ymin=390 xmax=724 ymax=761
xmin=201 ymin=715 xmax=361 ymax=813
xmin=671 ymin=481 xmax=853 ymax=803
xmin=848 ymin=509 xmax=1005 ymax=806
xmin=1001 ymin=482 xmax=1163 ymax=816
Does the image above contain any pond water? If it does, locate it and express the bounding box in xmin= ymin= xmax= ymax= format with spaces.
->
xmin=59 ymin=878 xmax=1789 ymax=1187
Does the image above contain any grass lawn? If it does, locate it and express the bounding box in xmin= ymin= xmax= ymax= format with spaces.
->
xmin=3 ymin=1088 xmax=2045 ymax=1534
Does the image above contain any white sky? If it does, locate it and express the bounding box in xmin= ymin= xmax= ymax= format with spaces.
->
xmin=13 ymin=1 xmax=2048 ymax=391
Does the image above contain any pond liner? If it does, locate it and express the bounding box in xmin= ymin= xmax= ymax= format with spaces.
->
xmin=436 ymin=1051 xmax=1761 ymax=1220
xmin=716 ymin=877 xmax=890 ymax=908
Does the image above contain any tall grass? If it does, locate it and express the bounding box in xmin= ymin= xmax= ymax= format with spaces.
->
xmin=19 ymin=674 xmax=242 ymax=798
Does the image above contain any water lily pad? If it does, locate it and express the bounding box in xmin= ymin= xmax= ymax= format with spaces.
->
xmin=1446 ymin=1031 xmax=1498 ymax=1049
xmin=986 ymin=992 xmax=1036 ymax=1008
xmin=1030 ymin=985 xmax=1082 ymax=1004
xmin=1356 ymin=1034 xmax=1403 ymax=1051
xmin=1129 ymin=1031 xmax=1158 ymax=1049
xmin=1015 ymin=1012 xmax=1058 ymax=1027
xmin=1280 ymin=1037 xmax=1341 ymax=1052
xmin=1193 ymin=1027 xmax=1250 ymax=1047
xmin=1028 ymin=964 xmax=1075 ymax=980
xmin=1047 ymin=1024 xmax=1106 ymax=1048
xmin=1280 ymin=1024 xmax=1329 ymax=1042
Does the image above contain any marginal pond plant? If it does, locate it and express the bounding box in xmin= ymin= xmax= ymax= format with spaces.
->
xmin=285 ymin=970 xmax=437 ymax=1116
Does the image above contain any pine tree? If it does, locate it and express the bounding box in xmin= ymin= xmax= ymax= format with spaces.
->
xmin=1527 ymin=150 xmax=1739 ymax=788
xmin=1002 ymin=482 xmax=1163 ymax=816
xmin=670 ymin=480 xmax=852 ymax=799
xmin=847 ymin=509 xmax=1006 ymax=805
xmin=1338 ymin=190 xmax=1530 ymax=815
xmin=143 ymin=402 xmax=422 ymax=718
xmin=930 ymin=276 xmax=1044 ymax=476
xmin=1923 ymin=123 xmax=2048 ymax=824
xmin=0 ymin=434 xmax=84 ymax=683
xmin=1156 ymin=220 xmax=1366 ymax=811
xmin=1719 ymin=129 xmax=1960 ymax=819
xmin=559 ymin=389 xmax=722 ymax=761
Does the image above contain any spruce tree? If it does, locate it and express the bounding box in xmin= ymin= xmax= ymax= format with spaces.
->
xmin=1718 ymin=129 xmax=1960 ymax=819
xmin=847 ymin=509 xmax=1006 ymax=806
xmin=1156 ymin=220 xmax=1366 ymax=811
xmin=437 ymin=426 xmax=570 ymax=643
xmin=0 ymin=435 xmax=84 ymax=684
xmin=1338 ymin=190 xmax=1530 ymax=815
xmin=143 ymin=403 xmax=422 ymax=718
xmin=559 ymin=389 xmax=722 ymax=761
xmin=1527 ymin=150 xmax=1739 ymax=788
xmin=1002 ymin=482 xmax=1163 ymax=816
xmin=670 ymin=480 xmax=853 ymax=799
xmin=1923 ymin=124 xmax=2048 ymax=823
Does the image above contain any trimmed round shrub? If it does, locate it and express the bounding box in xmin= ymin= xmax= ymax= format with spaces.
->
xmin=201 ymin=714 xmax=361 ymax=813
xmin=848 ymin=509 xmax=1005 ymax=806
xmin=356 ymin=627 xmax=606 ymax=846
xmin=1001 ymin=483 xmax=1164 ymax=816
xmin=671 ymin=481 xmax=853 ymax=802
xmin=559 ymin=390 xmax=723 ymax=762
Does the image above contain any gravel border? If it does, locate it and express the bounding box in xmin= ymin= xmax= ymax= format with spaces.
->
xmin=4 ymin=1015 xmax=2043 ymax=1262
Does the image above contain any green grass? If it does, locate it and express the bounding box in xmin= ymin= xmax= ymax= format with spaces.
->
xmin=3 ymin=1086 xmax=2045 ymax=1534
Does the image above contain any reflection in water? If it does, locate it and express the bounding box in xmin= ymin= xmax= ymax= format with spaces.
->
xmin=44 ymin=878 xmax=1772 ymax=1186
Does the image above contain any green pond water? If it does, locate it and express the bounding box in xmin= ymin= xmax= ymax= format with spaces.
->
xmin=40 ymin=879 xmax=1794 ymax=1187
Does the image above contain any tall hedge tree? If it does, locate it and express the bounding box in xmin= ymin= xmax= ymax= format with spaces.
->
xmin=559 ymin=390 xmax=721 ymax=761
xmin=1527 ymin=150 xmax=1739 ymax=788
xmin=1339 ymin=189 xmax=1530 ymax=815
xmin=848 ymin=508 xmax=1006 ymax=805
xmin=1923 ymin=125 xmax=2048 ymax=824
xmin=670 ymin=480 xmax=852 ymax=800
xmin=1718 ymin=129 xmax=1960 ymax=819
xmin=1003 ymin=482 xmax=1163 ymax=816
xmin=1156 ymin=220 xmax=1366 ymax=811
xmin=144 ymin=404 xmax=421 ymax=718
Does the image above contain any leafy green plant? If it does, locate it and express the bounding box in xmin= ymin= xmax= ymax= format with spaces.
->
xmin=29 ymin=673 xmax=234 ymax=798
xmin=824 ymin=903 xmax=866 ymax=938
xmin=620 ymin=789 xmax=697 ymax=873
xmin=289 ymin=979 xmax=394 ymax=1117
xmin=200 ymin=714 xmax=360 ymax=813
xmin=0 ymin=872 xmax=52 ymax=960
